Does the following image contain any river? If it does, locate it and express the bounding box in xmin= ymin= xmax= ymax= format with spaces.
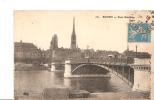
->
xmin=14 ymin=70 xmax=131 ymax=96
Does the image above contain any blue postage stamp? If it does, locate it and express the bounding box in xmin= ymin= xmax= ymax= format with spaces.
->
xmin=128 ymin=22 xmax=151 ymax=42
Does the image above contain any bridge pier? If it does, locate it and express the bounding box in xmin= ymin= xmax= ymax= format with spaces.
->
xmin=64 ymin=78 xmax=71 ymax=87
xmin=64 ymin=59 xmax=72 ymax=78
xmin=51 ymin=62 xmax=56 ymax=71
xmin=132 ymin=58 xmax=151 ymax=92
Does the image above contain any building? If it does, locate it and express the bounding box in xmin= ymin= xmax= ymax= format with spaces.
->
xmin=123 ymin=50 xmax=151 ymax=58
xmin=123 ymin=45 xmax=151 ymax=58
xmin=14 ymin=40 xmax=42 ymax=64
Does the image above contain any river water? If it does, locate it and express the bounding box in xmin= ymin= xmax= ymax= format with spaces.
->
xmin=14 ymin=70 xmax=131 ymax=95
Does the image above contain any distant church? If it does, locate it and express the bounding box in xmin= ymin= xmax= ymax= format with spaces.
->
xmin=49 ymin=18 xmax=82 ymax=62
xmin=50 ymin=18 xmax=77 ymax=50
xmin=50 ymin=34 xmax=58 ymax=50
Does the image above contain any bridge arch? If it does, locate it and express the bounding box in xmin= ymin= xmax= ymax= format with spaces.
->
xmin=71 ymin=63 xmax=133 ymax=87
xmin=71 ymin=64 xmax=110 ymax=75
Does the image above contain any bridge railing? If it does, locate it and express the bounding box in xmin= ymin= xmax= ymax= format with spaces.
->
xmin=70 ymin=57 xmax=134 ymax=65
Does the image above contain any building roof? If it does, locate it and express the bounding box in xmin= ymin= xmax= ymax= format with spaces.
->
xmin=15 ymin=42 xmax=37 ymax=49
xmin=123 ymin=50 xmax=151 ymax=58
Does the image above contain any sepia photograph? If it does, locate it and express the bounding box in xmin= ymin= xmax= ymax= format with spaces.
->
xmin=14 ymin=11 xmax=153 ymax=100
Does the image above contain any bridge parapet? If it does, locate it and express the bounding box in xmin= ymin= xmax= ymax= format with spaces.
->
xmin=70 ymin=57 xmax=134 ymax=65
xmin=134 ymin=58 xmax=151 ymax=65
xmin=65 ymin=60 xmax=71 ymax=64
xmin=130 ymin=58 xmax=151 ymax=71
xmin=51 ymin=57 xmax=134 ymax=66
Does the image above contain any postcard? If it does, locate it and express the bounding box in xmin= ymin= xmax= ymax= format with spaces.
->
xmin=14 ymin=10 xmax=153 ymax=100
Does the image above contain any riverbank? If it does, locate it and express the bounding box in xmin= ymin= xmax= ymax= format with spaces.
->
xmin=15 ymin=91 xmax=150 ymax=100
xmin=14 ymin=63 xmax=49 ymax=71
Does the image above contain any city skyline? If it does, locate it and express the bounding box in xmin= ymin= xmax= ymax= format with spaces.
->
xmin=14 ymin=11 xmax=152 ymax=53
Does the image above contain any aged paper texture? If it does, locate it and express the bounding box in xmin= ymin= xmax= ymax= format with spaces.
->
xmin=14 ymin=11 xmax=154 ymax=100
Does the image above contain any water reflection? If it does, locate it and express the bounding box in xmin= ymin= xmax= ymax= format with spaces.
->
xmin=64 ymin=77 xmax=113 ymax=93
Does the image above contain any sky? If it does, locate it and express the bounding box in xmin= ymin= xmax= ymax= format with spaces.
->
xmin=14 ymin=11 xmax=153 ymax=53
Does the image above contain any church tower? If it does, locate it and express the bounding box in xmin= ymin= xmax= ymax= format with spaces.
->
xmin=70 ymin=18 xmax=77 ymax=50
xmin=50 ymin=34 xmax=58 ymax=50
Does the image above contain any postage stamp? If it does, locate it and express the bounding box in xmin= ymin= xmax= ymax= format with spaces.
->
xmin=128 ymin=22 xmax=151 ymax=42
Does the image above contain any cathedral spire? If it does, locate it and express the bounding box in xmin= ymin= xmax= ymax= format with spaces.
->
xmin=73 ymin=17 xmax=75 ymax=33
xmin=71 ymin=17 xmax=77 ymax=50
